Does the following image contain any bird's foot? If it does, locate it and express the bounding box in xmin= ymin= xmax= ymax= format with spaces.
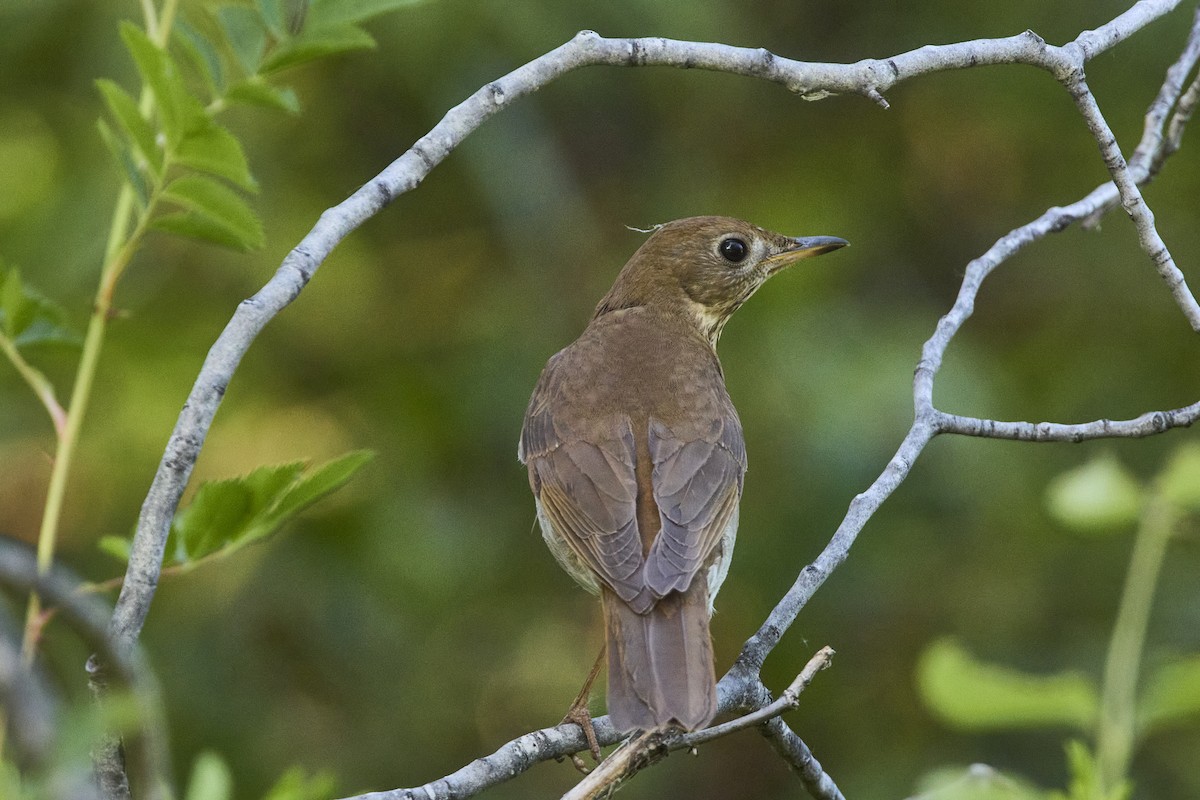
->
xmin=557 ymin=647 xmax=605 ymax=770
xmin=561 ymin=701 xmax=602 ymax=770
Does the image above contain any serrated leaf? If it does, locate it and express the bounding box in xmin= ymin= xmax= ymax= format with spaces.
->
xmin=177 ymin=120 xmax=256 ymax=190
xmin=1046 ymin=454 xmax=1143 ymax=535
xmin=308 ymin=0 xmax=426 ymax=27
xmin=157 ymin=174 xmax=264 ymax=250
xmin=261 ymin=24 xmax=376 ymax=74
xmin=120 ymin=22 xmax=204 ymax=145
xmin=219 ymin=6 xmax=269 ymax=74
xmin=157 ymin=451 xmax=373 ymax=567
xmin=265 ymin=450 xmax=375 ymax=526
xmin=175 ymin=480 xmax=255 ymax=560
xmin=225 ymin=79 xmax=300 ymax=114
xmin=175 ymin=22 xmax=224 ymax=97
xmin=0 ymin=268 xmax=80 ymax=348
xmin=917 ymin=638 xmax=1099 ymax=731
xmin=152 ymin=212 xmax=257 ymax=251
xmin=97 ymin=118 xmax=149 ymax=205
xmin=1137 ymin=654 xmax=1200 ymax=735
xmin=1158 ymin=443 xmax=1200 ymax=511
xmin=96 ymin=78 xmax=162 ymax=176
xmin=184 ymin=752 xmax=233 ymax=800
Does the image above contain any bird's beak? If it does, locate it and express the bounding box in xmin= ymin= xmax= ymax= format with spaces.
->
xmin=763 ymin=235 xmax=849 ymax=275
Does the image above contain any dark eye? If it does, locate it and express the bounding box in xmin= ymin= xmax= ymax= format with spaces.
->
xmin=718 ymin=237 xmax=748 ymax=263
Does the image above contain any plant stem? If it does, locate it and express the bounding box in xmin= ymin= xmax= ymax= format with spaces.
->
xmin=18 ymin=0 xmax=178 ymax=660
xmin=20 ymin=184 xmax=143 ymax=659
xmin=0 ymin=334 xmax=67 ymax=438
xmin=1094 ymin=494 xmax=1176 ymax=795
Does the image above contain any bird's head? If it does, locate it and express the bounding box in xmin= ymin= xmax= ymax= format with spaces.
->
xmin=595 ymin=215 xmax=847 ymax=346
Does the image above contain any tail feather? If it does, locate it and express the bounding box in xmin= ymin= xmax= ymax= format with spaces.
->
xmin=602 ymin=580 xmax=716 ymax=732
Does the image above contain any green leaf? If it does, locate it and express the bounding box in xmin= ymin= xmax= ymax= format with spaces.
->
xmin=0 ymin=268 xmax=80 ymax=348
xmin=98 ymin=535 xmax=132 ymax=563
xmin=261 ymin=24 xmax=376 ymax=74
xmin=1046 ymin=454 xmax=1143 ymax=535
xmin=225 ymin=79 xmax=301 ymax=114
xmin=1137 ymin=654 xmax=1200 ymax=735
xmin=174 ymin=478 xmax=258 ymax=560
xmin=156 ymin=174 xmax=264 ymax=250
xmin=97 ymin=118 xmax=149 ymax=205
xmin=177 ymin=119 xmax=257 ymax=190
xmin=913 ymin=764 xmax=1051 ymax=800
xmin=175 ymin=22 xmax=225 ymax=97
xmin=120 ymin=21 xmax=203 ymax=145
xmin=96 ymin=78 xmax=162 ymax=176
xmin=1052 ymin=741 xmax=1131 ymax=800
xmin=219 ymin=6 xmax=269 ymax=74
xmin=261 ymin=767 xmax=337 ymax=800
xmin=1 ymin=268 xmax=29 ymax=339
xmin=265 ymin=450 xmax=376 ymax=526
xmin=168 ymin=451 xmax=372 ymax=566
xmin=256 ymin=0 xmax=288 ymax=39
xmin=1158 ymin=443 xmax=1200 ymax=511
xmin=184 ymin=752 xmax=233 ymax=800
xmin=917 ymin=638 xmax=1099 ymax=731
xmin=308 ymin=0 xmax=427 ymax=27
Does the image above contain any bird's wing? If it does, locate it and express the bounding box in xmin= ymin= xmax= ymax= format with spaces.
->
xmin=642 ymin=416 xmax=746 ymax=597
xmin=522 ymin=408 xmax=652 ymax=612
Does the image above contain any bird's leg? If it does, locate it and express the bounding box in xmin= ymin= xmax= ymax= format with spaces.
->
xmin=560 ymin=645 xmax=605 ymax=769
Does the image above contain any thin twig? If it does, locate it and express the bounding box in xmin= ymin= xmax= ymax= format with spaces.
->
xmin=561 ymin=648 xmax=835 ymax=800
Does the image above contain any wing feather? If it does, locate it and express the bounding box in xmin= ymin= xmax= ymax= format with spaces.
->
xmin=643 ymin=418 xmax=745 ymax=597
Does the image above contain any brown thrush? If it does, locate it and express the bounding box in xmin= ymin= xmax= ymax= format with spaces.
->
xmin=519 ymin=216 xmax=846 ymax=733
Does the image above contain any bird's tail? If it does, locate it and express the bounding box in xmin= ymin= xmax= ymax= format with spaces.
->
xmin=602 ymin=579 xmax=716 ymax=732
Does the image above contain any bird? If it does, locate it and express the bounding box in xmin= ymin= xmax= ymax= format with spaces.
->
xmin=518 ymin=216 xmax=847 ymax=735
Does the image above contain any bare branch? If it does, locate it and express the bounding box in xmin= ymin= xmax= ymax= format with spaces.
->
xmin=0 ymin=539 xmax=171 ymax=800
xmin=759 ymin=717 xmax=846 ymax=800
xmin=683 ymin=647 xmax=835 ymax=747
xmin=336 ymin=651 xmax=839 ymax=800
xmin=935 ymin=403 xmax=1200 ymax=441
xmin=1060 ymin=66 xmax=1200 ymax=328
xmin=560 ymin=648 xmax=836 ymax=800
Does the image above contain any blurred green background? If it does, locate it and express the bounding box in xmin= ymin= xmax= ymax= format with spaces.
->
xmin=2 ymin=0 xmax=1200 ymax=798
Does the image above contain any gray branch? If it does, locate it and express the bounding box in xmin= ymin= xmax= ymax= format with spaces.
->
xmin=100 ymin=1 xmax=1198 ymax=798
xmin=0 ymin=539 xmax=170 ymax=800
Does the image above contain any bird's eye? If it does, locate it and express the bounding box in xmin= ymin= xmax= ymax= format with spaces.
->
xmin=718 ymin=237 xmax=748 ymax=264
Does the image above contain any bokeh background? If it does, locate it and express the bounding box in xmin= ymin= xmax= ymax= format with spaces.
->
xmin=2 ymin=1 xmax=1200 ymax=798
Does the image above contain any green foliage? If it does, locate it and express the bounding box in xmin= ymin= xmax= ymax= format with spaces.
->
xmin=157 ymin=174 xmax=263 ymax=250
xmin=1045 ymin=454 xmax=1143 ymax=534
xmin=185 ymin=752 xmax=234 ymax=800
xmin=0 ymin=267 xmax=80 ymax=350
xmin=1136 ymin=654 xmax=1200 ymax=734
xmin=917 ymin=638 xmax=1099 ymax=731
xmin=180 ymin=754 xmax=334 ymax=800
xmin=920 ymin=447 xmax=1200 ymax=799
xmin=261 ymin=767 xmax=337 ymax=800
xmin=97 ymin=0 xmax=419 ymax=257
xmin=912 ymin=765 xmax=1050 ymax=800
xmin=1157 ymin=443 xmax=1200 ymax=511
xmin=1050 ymin=742 xmax=1131 ymax=800
xmin=100 ymin=450 xmax=374 ymax=568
